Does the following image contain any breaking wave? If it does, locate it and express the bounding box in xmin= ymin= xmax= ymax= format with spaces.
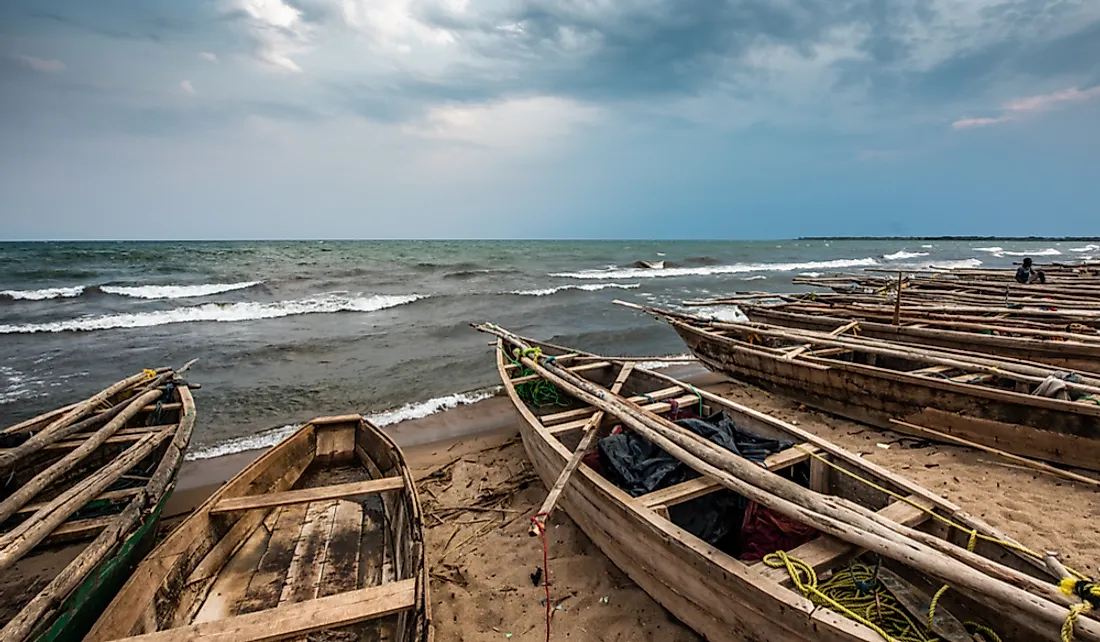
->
xmin=551 ymin=257 xmax=879 ymax=280
xmin=1 ymin=286 xmax=85 ymax=301
xmin=924 ymin=258 xmax=984 ymax=270
xmin=506 ymin=283 xmax=641 ymax=296
xmin=100 ymin=281 xmax=263 ymax=299
xmin=185 ymin=387 xmax=500 ymax=460
xmin=0 ymin=293 xmax=422 ymax=334
xmin=1070 ymin=245 xmax=1100 ymax=252
xmin=998 ymin=248 xmax=1061 ymax=257
xmin=883 ymin=251 xmax=929 ymax=260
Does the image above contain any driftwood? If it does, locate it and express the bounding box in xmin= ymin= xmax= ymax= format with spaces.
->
xmin=477 ymin=323 xmax=1100 ymax=639
xmin=0 ymin=429 xmax=172 ymax=571
xmin=0 ymin=387 xmax=164 ymax=525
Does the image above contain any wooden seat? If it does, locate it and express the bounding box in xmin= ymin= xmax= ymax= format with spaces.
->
xmin=125 ymin=578 xmax=416 ymax=642
xmin=548 ymin=393 xmax=702 ymax=436
xmin=540 ymin=386 xmax=683 ymax=426
xmin=639 ymin=445 xmax=821 ymax=511
xmin=210 ymin=478 xmax=404 ymax=515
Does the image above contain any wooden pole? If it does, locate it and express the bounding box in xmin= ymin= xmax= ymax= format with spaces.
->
xmin=479 ymin=324 xmax=1096 ymax=638
xmin=0 ymin=430 xmax=172 ymax=571
xmin=894 ymin=271 xmax=903 ymax=325
xmin=0 ymin=385 xmax=195 ymax=642
xmin=528 ymin=364 xmax=633 ymax=536
xmin=890 ymin=419 xmax=1100 ymax=489
xmin=0 ymin=387 xmax=163 ymax=524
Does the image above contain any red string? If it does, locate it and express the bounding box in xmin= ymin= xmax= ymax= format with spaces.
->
xmin=532 ymin=512 xmax=551 ymax=642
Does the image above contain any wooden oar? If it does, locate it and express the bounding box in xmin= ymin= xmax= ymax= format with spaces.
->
xmin=528 ymin=363 xmax=634 ymax=536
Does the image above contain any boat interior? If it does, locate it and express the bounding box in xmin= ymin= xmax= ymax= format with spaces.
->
xmin=0 ymin=386 xmax=188 ymax=627
xmin=501 ymin=340 xmax=1063 ymax=642
xmin=90 ymin=415 xmax=426 ymax=641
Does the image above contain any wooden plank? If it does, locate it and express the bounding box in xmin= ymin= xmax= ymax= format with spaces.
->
xmin=540 ymin=386 xmax=683 ymax=426
xmin=192 ymin=518 xmax=272 ymax=623
xmin=41 ymin=514 xmax=115 ymax=546
xmin=16 ymin=487 xmax=142 ymax=517
xmin=210 ymin=478 xmax=404 ymax=515
xmin=237 ymin=504 xmax=308 ymax=615
xmin=318 ymin=500 xmax=364 ymax=598
xmin=511 ymin=361 xmax=611 ymax=385
xmin=638 ymin=445 xmax=819 ymax=510
xmin=123 ymin=578 xmax=416 ymax=642
xmin=910 ymin=365 xmax=954 ymax=376
xmin=759 ymin=496 xmax=929 ymax=585
xmin=809 ymin=455 xmax=830 ymax=493
xmin=308 ymin=415 xmax=363 ymax=426
xmin=94 ymin=402 xmax=181 ymax=415
xmin=279 ymin=500 xmax=338 ymax=605
xmin=763 ymin=445 xmax=819 ymax=471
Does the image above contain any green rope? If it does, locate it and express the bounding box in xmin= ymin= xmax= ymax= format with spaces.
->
xmin=502 ymin=346 xmax=568 ymax=408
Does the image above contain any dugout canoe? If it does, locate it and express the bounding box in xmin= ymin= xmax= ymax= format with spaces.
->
xmin=486 ymin=325 xmax=1096 ymax=642
xmin=0 ymin=367 xmax=196 ymax=642
xmin=85 ymin=414 xmax=431 ymax=642
xmin=743 ymin=305 xmax=1100 ymax=373
xmin=624 ymin=302 xmax=1100 ymax=472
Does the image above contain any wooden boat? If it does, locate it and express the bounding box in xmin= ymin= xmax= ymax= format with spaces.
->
xmin=0 ymin=366 xmax=196 ymax=642
xmin=482 ymin=323 xmax=1099 ymax=642
xmin=620 ymin=302 xmax=1100 ymax=472
xmin=85 ymin=414 xmax=431 ymax=642
xmin=742 ymin=304 xmax=1100 ymax=372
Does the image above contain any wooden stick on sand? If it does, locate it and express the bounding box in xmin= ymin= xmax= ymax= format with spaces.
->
xmin=890 ymin=419 xmax=1100 ymax=490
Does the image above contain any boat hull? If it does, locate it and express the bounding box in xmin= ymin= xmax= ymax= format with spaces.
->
xmin=746 ymin=307 xmax=1100 ymax=373
xmin=86 ymin=415 xmax=431 ymax=642
xmin=670 ymin=323 xmax=1100 ymax=471
xmin=504 ymin=374 xmax=879 ymax=642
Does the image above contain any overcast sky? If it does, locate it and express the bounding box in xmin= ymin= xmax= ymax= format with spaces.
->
xmin=1 ymin=0 xmax=1098 ymax=240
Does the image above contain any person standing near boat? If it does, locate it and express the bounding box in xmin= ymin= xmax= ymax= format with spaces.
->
xmin=1016 ymin=257 xmax=1047 ymax=284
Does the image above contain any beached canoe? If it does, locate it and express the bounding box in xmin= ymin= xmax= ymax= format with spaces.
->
xmin=743 ymin=304 xmax=1100 ymax=372
xmin=0 ymin=367 xmax=196 ymax=642
xmin=625 ymin=303 xmax=1100 ymax=471
xmin=482 ymin=323 xmax=1097 ymax=642
xmin=85 ymin=414 xmax=431 ymax=642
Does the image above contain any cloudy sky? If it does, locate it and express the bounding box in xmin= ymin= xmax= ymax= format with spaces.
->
xmin=1 ymin=0 xmax=1098 ymax=240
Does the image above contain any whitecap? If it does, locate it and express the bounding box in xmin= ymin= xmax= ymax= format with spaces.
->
xmin=799 ymin=272 xmax=823 ymax=278
xmin=883 ymin=251 xmax=930 ymax=261
xmin=922 ymin=258 xmax=984 ymax=270
xmin=998 ymin=248 xmax=1061 ymax=257
xmin=101 ymin=281 xmax=262 ymax=299
xmin=0 ymin=292 xmax=422 ymax=334
xmin=506 ymin=283 xmax=640 ymax=297
xmin=185 ymin=387 xmax=501 ymax=460
xmin=1070 ymin=245 xmax=1100 ymax=252
xmin=550 ymin=257 xmax=878 ymax=280
xmin=368 ymin=387 xmax=500 ymax=426
xmin=1 ymin=286 xmax=85 ymax=301
xmin=742 ymin=275 xmax=768 ymax=281
xmin=971 ymin=247 xmax=1004 ymax=253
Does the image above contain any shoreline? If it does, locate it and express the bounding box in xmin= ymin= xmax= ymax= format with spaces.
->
xmin=165 ymin=364 xmax=723 ymax=518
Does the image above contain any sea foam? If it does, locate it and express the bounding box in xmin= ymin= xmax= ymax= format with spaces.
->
xmin=185 ymin=387 xmax=500 ymax=460
xmin=101 ymin=281 xmax=263 ymax=299
xmin=1 ymin=286 xmax=85 ymax=301
xmin=0 ymin=293 xmax=421 ymax=334
xmin=551 ymin=257 xmax=878 ymax=280
xmin=883 ymin=250 xmax=930 ymax=260
xmin=506 ymin=283 xmax=640 ymax=296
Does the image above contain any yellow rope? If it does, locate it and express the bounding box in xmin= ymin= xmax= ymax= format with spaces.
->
xmin=142 ymin=368 xmax=156 ymax=379
xmin=927 ymin=530 xmax=978 ymax=628
xmin=1063 ymin=603 xmax=1092 ymax=642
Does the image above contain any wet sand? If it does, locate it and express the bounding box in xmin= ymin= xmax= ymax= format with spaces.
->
xmin=157 ymin=371 xmax=1100 ymax=641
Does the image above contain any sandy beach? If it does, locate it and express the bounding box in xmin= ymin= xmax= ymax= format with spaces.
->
xmin=159 ymin=371 xmax=1100 ymax=642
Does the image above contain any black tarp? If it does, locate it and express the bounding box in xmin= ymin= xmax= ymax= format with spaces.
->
xmin=597 ymin=411 xmax=792 ymax=545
